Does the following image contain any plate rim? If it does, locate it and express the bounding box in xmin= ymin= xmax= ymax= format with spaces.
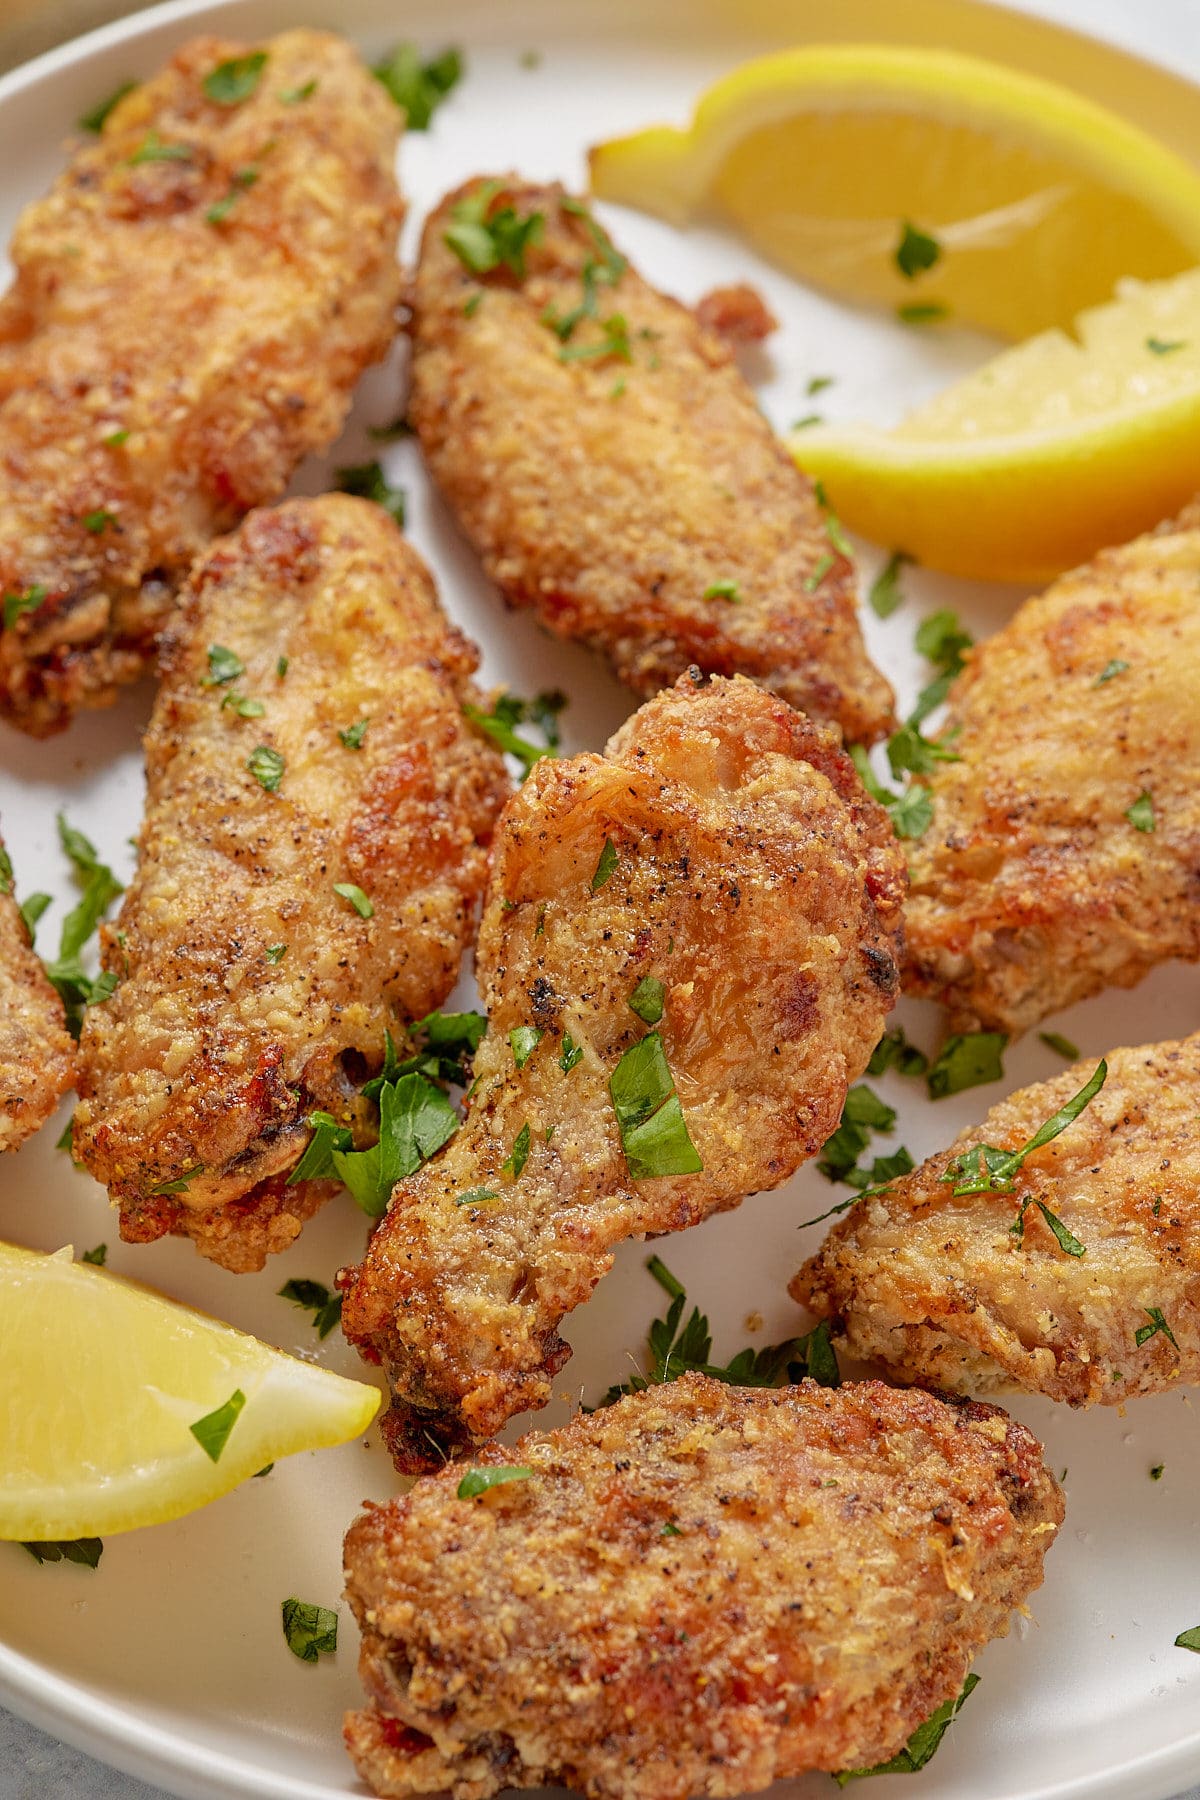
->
xmin=1 ymin=0 xmax=1199 ymax=1797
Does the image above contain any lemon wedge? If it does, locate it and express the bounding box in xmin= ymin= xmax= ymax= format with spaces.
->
xmin=790 ymin=267 xmax=1200 ymax=582
xmin=0 ymin=1241 xmax=379 ymax=1540
xmin=589 ymin=44 xmax=1200 ymax=340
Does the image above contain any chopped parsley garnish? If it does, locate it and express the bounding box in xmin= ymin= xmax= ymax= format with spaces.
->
xmin=276 ymin=656 xmax=288 ymax=678
xmin=149 ymin=1165 xmax=203 ymax=1196
xmin=21 ymin=1537 xmax=104 ymax=1568
xmin=807 ymin=374 xmax=835 ymax=396
xmin=868 ymin=550 xmax=912 ymax=619
xmin=288 ymin=1110 xmax=352 ymax=1184
xmin=926 ymin=1031 xmax=1007 ymax=1100
xmin=203 ymin=644 xmax=244 ymax=686
xmin=278 ymin=1278 xmax=342 ymax=1339
xmin=337 ymin=719 xmax=369 ymax=750
xmin=79 ymin=80 xmax=136 ymax=133
xmin=792 ymin=413 xmax=822 ymax=430
xmin=894 ymin=219 xmax=942 ymax=279
xmin=333 ymin=882 xmax=373 ymax=918
xmin=372 ymin=43 xmax=463 ymax=129
xmin=203 ymin=51 xmax=267 ymax=105
xmin=591 ymin=838 xmax=618 ymax=892
xmin=885 ymin=721 xmax=960 ymax=780
xmin=1151 ymin=1464 xmax=1165 ymax=1480
xmin=80 ymin=1243 xmax=107 ymax=1265
xmin=849 ymin=744 xmax=934 ymax=841
xmin=42 ymin=813 xmax=124 ymax=1036
xmin=376 ymin=1072 xmax=458 ymax=1187
xmin=83 ymin=508 xmax=117 ymax=534
xmin=463 ymin=291 xmax=482 ymax=317
xmin=1094 ymin=658 xmax=1129 ymax=685
xmin=335 ymin=461 xmax=405 ymax=527
xmin=609 ymin=1033 xmax=702 ymax=1179
xmin=702 ymin=579 xmax=740 ymax=602
xmin=945 ymin=1058 xmax=1106 ymax=1198
xmin=281 ymin=1597 xmax=338 ymax=1663
xmin=804 ymin=552 xmax=835 ymax=594
xmin=595 ymin=1256 xmax=840 ymax=1406
xmin=628 ymin=976 xmax=665 ymax=1025
xmin=0 ymin=844 xmax=12 ymax=896
xmin=1126 ymin=790 xmax=1155 ymax=833
xmin=103 ymin=429 xmax=129 ymax=446
xmin=897 ymin=301 xmax=949 ymax=325
xmin=127 ymin=132 xmax=192 ymax=165
xmin=559 ymin=1033 xmax=583 ymax=1074
xmin=1134 ymin=1306 xmax=1178 ymax=1350
xmin=1176 ymin=1627 xmax=1200 ymax=1653
xmin=221 ymin=691 xmax=264 ymax=718
xmin=368 ymin=414 xmax=411 ymax=441
xmin=189 ymin=1389 xmax=246 ymax=1462
xmin=19 ymin=893 xmax=51 ymax=942
xmin=247 ymin=745 xmax=285 ymax=793
xmin=911 ymin=609 xmax=973 ymax=723
xmin=445 ymin=181 xmax=544 ymax=279
xmin=502 ymin=1122 xmax=531 ymax=1179
xmin=366 ymin=1009 xmax=486 ymax=1091
xmin=510 ymin=1025 xmax=542 ymax=1068
xmin=463 ymin=689 xmax=565 ymax=776
xmin=3 ymin=584 xmax=49 ymax=630
xmin=279 ymin=80 xmax=317 ymax=103
xmin=558 ymin=313 xmax=632 ymax=364
xmin=835 ymin=1673 xmax=979 ymax=1784
xmin=661 ymin=1520 xmax=682 ymax=1536
xmin=867 ymin=1026 xmax=928 ymax=1079
xmin=817 ymin=1085 xmax=898 ymax=1181
xmin=456 ymin=1186 xmax=500 ymax=1207
xmin=205 ymin=165 xmax=260 ymax=226
xmin=1146 ymin=336 xmax=1186 ymax=355
xmin=456 ymin=1465 xmax=532 ymax=1498
xmin=1039 ymin=1031 xmax=1080 ymax=1060
xmin=266 ymin=944 xmax=286 ymax=964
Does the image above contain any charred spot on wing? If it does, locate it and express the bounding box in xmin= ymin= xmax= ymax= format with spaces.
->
xmin=528 ymin=974 xmax=560 ymax=1028
xmin=862 ymin=945 xmax=900 ymax=996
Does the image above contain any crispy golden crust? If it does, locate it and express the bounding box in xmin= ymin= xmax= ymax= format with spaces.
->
xmin=904 ymin=516 xmax=1200 ymax=1034
xmin=343 ymin=1374 xmax=1063 ymax=1800
xmin=794 ymin=1034 xmax=1200 ymax=1405
xmin=340 ymin=672 xmax=905 ymax=1465
xmin=0 ymin=30 xmax=402 ymax=736
xmin=0 ymin=849 xmax=74 ymax=1151
xmin=72 ymin=496 xmax=509 ymax=1272
xmin=409 ymin=179 xmax=893 ymax=744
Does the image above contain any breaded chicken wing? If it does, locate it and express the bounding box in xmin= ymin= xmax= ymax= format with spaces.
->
xmin=340 ymin=672 xmax=905 ymax=1467
xmin=905 ymin=511 xmax=1200 ymax=1034
xmin=0 ymin=29 xmax=402 ymax=736
xmin=72 ymin=496 xmax=509 ymax=1272
xmin=409 ymin=179 xmax=893 ymax=744
xmin=343 ymin=1374 xmax=1063 ymax=1800
xmin=0 ymin=843 xmax=74 ymax=1150
xmin=794 ymin=1034 xmax=1200 ymax=1405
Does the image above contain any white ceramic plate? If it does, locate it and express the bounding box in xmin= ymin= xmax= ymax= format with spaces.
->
xmin=2 ymin=1 xmax=1199 ymax=1797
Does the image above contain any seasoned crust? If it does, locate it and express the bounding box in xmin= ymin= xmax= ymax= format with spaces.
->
xmin=0 ymin=29 xmax=403 ymax=735
xmin=409 ymin=177 xmax=894 ymax=745
xmin=73 ymin=495 xmax=510 ymax=1272
xmin=0 ymin=845 xmax=74 ymax=1152
xmin=343 ymin=1374 xmax=1063 ymax=1800
xmin=340 ymin=671 xmax=905 ymax=1465
xmin=904 ymin=512 xmax=1200 ymax=1034
xmin=794 ymin=1033 xmax=1200 ymax=1405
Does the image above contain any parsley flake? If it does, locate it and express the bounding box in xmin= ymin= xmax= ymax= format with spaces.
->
xmin=338 ymin=719 xmax=369 ymax=750
xmin=287 ymin=1111 xmax=352 ymax=1184
xmin=205 ymin=165 xmax=260 ymax=226
xmin=127 ymin=132 xmax=191 ymax=165
xmin=335 ymin=461 xmax=405 ymax=527
xmin=83 ymin=508 xmax=117 ymax=534
xmin=1150 ymin=1464 xmax=1164 ymax=1480
xmin=591 ymin=838 xmax=618 ymax=891
xmin=503 ymin=1122 xmax=531 ymax=1179
xmin=79 ymin=80 xmax=136 ymax=133
xmin=333 ymin=882 xmax=373 ymax=919
xmin=464 ymin=689 xmax=565 ymax=776
xmin=868 ymin=550 xmax=912 ymax=619
xmin=628 ymin=976 xmax=665 ymax=1025
xmin=895 ymin=219 xmax=942 ymax=279
xmin=559 ymin=1032 xmax=583 ymax=1074
xmin=445 ymin=180 xmax=543 ymax=280
xmin=946 ymin=1060 xmax=1106 ymax=1200
xmin=279 ymin=80 xmax=317 ymax=103
xmin=867 ymin=1027 xmax=928 ymax=1079
xmin=457 ymin=1465 xmax=532 ymax=1498
xmin=702 ymin=579 xmax=740 ymax=602
xmin=610 ymin=1032 xmax=702 ymax=1179
xmin=281 ymin=1597 xmax=338 ymax=1663
xmin=279 ymin=1277 xmax=342 ymax=1339
xmin=836 ymin=1673 xmax=979 ymax=1784
xmin=1176 ymin=1627 xmax=1200 ymax=1653
xmin=3 ymin=585 xmax=49 ymax=630
xmin=80 ymin=1243 xmax=107 ymax=1266
xmin=456 ymin=1186 xmax=499 ymax=1207
xmin=21 ymin=1537 xmax=104 ymax=1568
xmin=372 ymin=43 xmax=462 ymax=129
xmin=1126 ymin=790 xmax=1155 ymax=833
xmin=510 ymin=1025 xmax=542 ymax=1069
xmin=247 ymin=745 xmax=285 ymax=793
xmin=897 ymin=301 xmax=949 ymax=325
xmin=265 ymin=943 xmax=286 ymax=964
xmin=203 ymin=52 xmax=268 ymax=106
xmin=804 ymin=552 xmax=835 ymax=593
xmin=189 ymin=1388 xmax=246 ymax=1462
xmin=1094 ymin=658 xmax=1130 ymax=685
xmin=203 ymin=644 xmax=244 ymax=686
xmin=1146 ymin=336 xmax=1186 ymax=355
xmin=1135 ymin=1306 xmax=1178 ymax=1350
xmin=926 ymin=1031 xmax=1007 ymax=1099
xmin=18 ymin=893 xmax=51 ymax=943
xmin=1039 ymin=1031 xmax=1080 ymax=1060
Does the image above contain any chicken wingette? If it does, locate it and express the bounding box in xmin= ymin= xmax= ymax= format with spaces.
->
xmin=72 ymin=496 xmax=509 ymax=1272
xmin=0 ymin=838 xmax=73 ymax=1150
xmin=0 ymin=29 xmax=402 ymax=735
xmin=343 ymin=1374 xmax=1063 ymax=1800
xmin=340 ymin=672 xmax=905 ymax=1468
xmin=409 ymin=178 xmax=894 ymax=745
xmin=904 ymin=507 xmax=1200 ymax=1034
xmin=794 ymin=1033 xmax=1200 ymax=1405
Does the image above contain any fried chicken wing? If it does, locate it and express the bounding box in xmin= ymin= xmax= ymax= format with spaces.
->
xmin=0 ymin=844 xmax=74 ymax=1151
xmin=409 ymin=179 xmax=893 ymax=744
xmin=72 ymin=496 xmax=509 ymax=1272
xmin=343 ymin=1374 xmax=1063 ymax=1800
xmin=904 ymin=512 xmax=1200 ymax=1034
xmin=340 ymin=672 xmax=905 ymax=1467
xmin=794 ymin=1034 xmax=1200 ymax=1405
xmin=0 ymin=29 xmax=402 ymax=736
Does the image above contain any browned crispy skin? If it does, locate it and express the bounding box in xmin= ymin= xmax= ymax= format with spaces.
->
xmin=72 ymin=496 xmax=509 ymax=1272
xmin=904 ymin=513 xmax=1200 ymax=1034
xmin=0 ymin=30 xmax=402 ymax=736
xmin=0 ymin=842 xmax=74 ymax=1150
xmin=343 ymin=1375 xmax=1063 ymax=1800
xmin=409 ymin=179 xmax=893 ymax=744
xmin=340 ymin=673 xmax=905 ymax=1466
xmin=794 ymin=1034 xmax=1200 ymax=1406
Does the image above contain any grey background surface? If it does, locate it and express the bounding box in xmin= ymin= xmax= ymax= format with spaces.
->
xmin=1 ymin=0 xmax=1199 ymax=1796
